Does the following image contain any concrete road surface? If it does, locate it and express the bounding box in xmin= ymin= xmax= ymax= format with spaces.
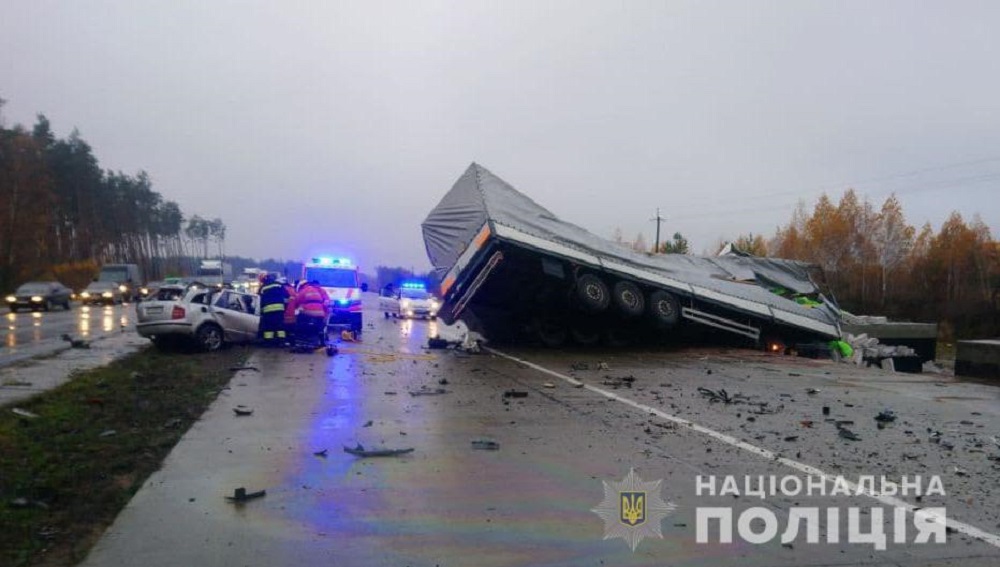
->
xmin=81 ymin=304 xmax=1000 ymax=566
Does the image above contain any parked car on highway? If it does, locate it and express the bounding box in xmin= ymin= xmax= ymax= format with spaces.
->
xmin=80 ymin=280 xmax=128 ymax=305
xmin=135 ymin=285 xmax=260 ymax=351
xmin=379 ymin=281 xmax=439 ymax=319
xmin=5 ymin=281 xmax=73 ymax=312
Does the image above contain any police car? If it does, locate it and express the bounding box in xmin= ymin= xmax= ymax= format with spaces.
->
xmin=302 ymin=257 xmax=367 ymax=336
xmin=379 ymin=281 xmax=440 ymax=319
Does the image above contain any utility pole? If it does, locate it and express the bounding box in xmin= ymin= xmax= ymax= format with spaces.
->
xmin=650 ymin=208 xmax=665 ymax=254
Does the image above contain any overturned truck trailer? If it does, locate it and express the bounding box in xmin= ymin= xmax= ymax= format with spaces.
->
xmin=422 ymin=163 xmax=842 ymax=347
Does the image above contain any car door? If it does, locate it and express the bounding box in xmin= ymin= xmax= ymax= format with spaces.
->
xmin=210 ymin=291 xmax=259 ymax=343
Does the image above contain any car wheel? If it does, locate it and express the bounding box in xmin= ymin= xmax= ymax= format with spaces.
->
xmin=43 ymin=300 xmax=52 ymax=312
xmin=648 ymin=290 xmax=680 ymax=328
xmin=383 ymin=312 xmax=389 ymax=319
xmin=612 ymin=280 xmax=645 ymax=317
xmin=575 ymin=273 xmax=610 ymax=312
xmin=196 ymin=324 xmax=224 ymax=352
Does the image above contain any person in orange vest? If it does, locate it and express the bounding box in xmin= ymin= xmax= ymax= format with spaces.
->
xmin=258 ymin=274 xmax=290 ymax=345
xmin=289 ymin=280 xmax=331 ymax=349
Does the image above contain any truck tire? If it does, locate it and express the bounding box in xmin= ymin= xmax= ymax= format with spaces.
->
xmin=612 ymin=280 xmax=645 ymax=317
xmin=575 ymin=273 xmax=609 ymax=312
xmin=648 ymin=290 xmax=680 ymax=328
xmin=534 ymin=316 xmax=568 ymax=348
xmin=196 ymin=323 xmax=224 ymax=352
xmin=569 ymin=319 xmax=601 ymax=346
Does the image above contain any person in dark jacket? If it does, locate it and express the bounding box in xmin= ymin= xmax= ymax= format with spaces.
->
xmin=258 ymin=274 xmax=290 ymax=345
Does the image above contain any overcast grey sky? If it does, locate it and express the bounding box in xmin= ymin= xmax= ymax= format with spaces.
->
xmin=2 ymin=1 xmax=999 ymax=270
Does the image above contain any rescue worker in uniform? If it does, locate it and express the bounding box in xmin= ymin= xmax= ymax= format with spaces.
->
xmin=258 ymin=274 xmax=290 ymax=345
xmin=289 ymin=280 xmax=331 ymax=349
xmin=280 ymin=277 xmax=298 ymax=342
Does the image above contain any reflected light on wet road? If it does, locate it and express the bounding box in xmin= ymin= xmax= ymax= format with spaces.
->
xmin=102 ymin=308 xmax=114 ymax=332
xmin=79 ymin=313 xmax=91 ymax=336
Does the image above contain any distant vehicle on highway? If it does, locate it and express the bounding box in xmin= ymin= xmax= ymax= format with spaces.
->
xmin=5 ymin=281 xmax=73 ymax=312
xmin=80 ymin=280 xmax=129 ymax=305
xmin=379 ymin=281 xmax=439 ymax=319
xmin=135 ymin=285 xmax=260 ymax=351
xmin=97 ymin=263 xmax=143 ymax=300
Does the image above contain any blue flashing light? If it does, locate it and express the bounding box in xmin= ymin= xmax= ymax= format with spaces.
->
xmin=400 ymin=281 xmax=426 ymax=290
xmin=335 ymin=298 xmax=350 ymax=305
xmin=313 ymin=257 xmax=351 ymax=267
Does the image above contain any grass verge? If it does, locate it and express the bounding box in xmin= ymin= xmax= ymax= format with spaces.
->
xmin=0 ymin=345 xmax=251 ymax=567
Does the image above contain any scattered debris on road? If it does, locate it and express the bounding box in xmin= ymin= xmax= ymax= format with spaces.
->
xmin=503 ymin=390 xmax=528 ymax=399
xmin=225 ymin=487 xmax=266 ymax=503
xmin=233 ymin=406 xmax=254 ymax=416
xmin=61 ymin=334 xmax=90 ymax=349
xmin=229 ymin=365 xmax=260 ymax=372
xmin=471 ymin=439 xmax=500 ymax=450
xmin=697 ymin=387 xmax=746 ymax=404
xmin=343 ymin=444 xmax=414 ymax=458
xmin=313 ymin=449 xmax=328 ymax=457
xmin=409 ymin=387 xmax=449 ymax=397
xmin=875 ymin=409 xmax=897 ymax=423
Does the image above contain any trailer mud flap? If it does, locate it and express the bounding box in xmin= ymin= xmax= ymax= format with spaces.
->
xmin=453 ymin=251 xmax=504 ymax=320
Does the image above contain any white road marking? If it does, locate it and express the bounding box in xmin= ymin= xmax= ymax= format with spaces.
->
xmin=487 ymin=347 xmax=1000 ymax=549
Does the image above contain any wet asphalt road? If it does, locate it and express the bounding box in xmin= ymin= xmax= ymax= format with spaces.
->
xmin=81 ymin=301 xmax=1000 ymax=567
xmin=0 ymin=302 xmax=135 ymax=367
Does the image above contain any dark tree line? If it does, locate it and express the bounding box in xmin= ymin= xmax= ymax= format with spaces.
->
xmin=0 ymin=100 xmax=222 ymax=290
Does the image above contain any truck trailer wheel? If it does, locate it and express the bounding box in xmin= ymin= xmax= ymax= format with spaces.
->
xmin=569 ymin=319 xmax=601 ymax=346
xmin=534 ymin=316 xmax=568 ymax=348
xmin=575 ymin=273 xmax=610 ymax=312
xmin=612 ymin=280 xmax=645 ymax=317
xmin=648 ymin=290 xmax=680 ymax=328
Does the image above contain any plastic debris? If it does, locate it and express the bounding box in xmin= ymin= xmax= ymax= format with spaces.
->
xmin=225 ymin=487 xmax=266 ymax=502
xmin=503 ymin=390 xmax=528 ymax=398
xmin=471 ymin=439 xmax=500 ymax=450
xmin=11 ymin=408 xmax=39 ymax=419
xmin=362 ymin=420 xmax=373 ymax=427
xmin=343 ymin=443 xmax=414 ymax=458
xmin=313 ymin=449 xmax=328 ymax=457
xmin=61 ymin=334 xmax=90 ymax=349
xmin=229 ymin=366 xmax=260 ymax=372
xmin=543 ymin=382 xmax=555 ymax=388
xmin=99 ymin=429 xmax=117 ymax=437
xmin=233 ymin=406 xmax=254 ymax=416
xmin=697 ymin=387 xmax=746 ymax=404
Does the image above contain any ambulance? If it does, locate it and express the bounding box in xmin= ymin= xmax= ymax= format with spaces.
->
xmin=301 ymin=257 xmax=367 ymax=336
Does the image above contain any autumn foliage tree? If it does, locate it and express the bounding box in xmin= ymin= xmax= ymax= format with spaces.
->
xmin=765 ymin=190 xmax=998 ymax=339
xmin=0 ymin=101 xmax=218 ymax=290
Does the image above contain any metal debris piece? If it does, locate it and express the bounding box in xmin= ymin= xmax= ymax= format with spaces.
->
xmin=343 ymin=443 xmax=414 ymax=458
xmin=11 ymin=408 xmax=39 ymax=419
xmin=313 ymin=449 xmax=328 ymax=457
xmin=362 ymin=420 xmax=373 ymax=428
xmin=99 ymin=429 xmax=117 ymax=437
xmin=597 ymin=362 xmax=610 ymax=371
xmin=806 ymin=388 xmax=820 ymax=395
xmin=471 ymin=439 xmax=500 ymax=450
xmin=230 ymin=366 xmax=260 ymax=372
xmin=875 ymin=410 xmax=897 ymax=423
xmin=225 ymin=487 xmax=266 ymax=502
xmin=570 ymin=362 xmax=589 ymax=371
xmin=409 ymin=387 xmax=449 ymax=397
xmin=438 ymin=378 xmax=449 ymax=385
xmin=503 ymin=390 xmax=528 ymax=399
xmin=543 ymin=382 xmax=555 ymax=388
xmin=838 ymin=427 xmax=862 ymax=441
xmin=697 ymin=387 xmax=747 ymax=404
xmin=233 ymin=406 xmax=254 ymax=416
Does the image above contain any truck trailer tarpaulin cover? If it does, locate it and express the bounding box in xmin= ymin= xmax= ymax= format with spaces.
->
xmin=421 ymin=163 xmax=841 ymax=338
